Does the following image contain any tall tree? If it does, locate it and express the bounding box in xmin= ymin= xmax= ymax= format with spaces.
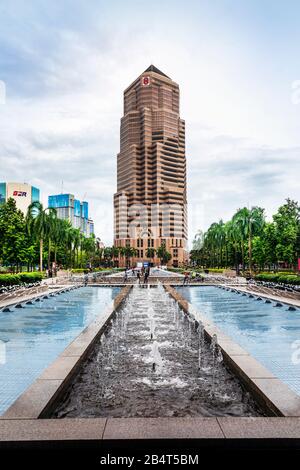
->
xmin=26 ymin=201 xmax=57 ymax=272
xmin=146 ymin=247 xmax=156 ymax=264
xmin=0 ymin=198 xmax=34 ymax=271
xmin=273 ymin=199 xmax=300 ymax=267
xmin=156 ymin=245 xmax=171 ymax=265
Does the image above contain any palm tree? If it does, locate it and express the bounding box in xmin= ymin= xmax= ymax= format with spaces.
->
xmin=232 ymin=208 xmax=249 ymax=270
xmin=119 ymin=246 xmax=126 ymax=267
xmin=52 ymin=218 xmax=67 ymax=270
xmin=103 ymin=247 xmax=113 ymax=266
xmin=247 ymin=207 xmax=265 ymax=273
xmin=205 ymin=220 xmax=225 ymax=267
xmin=233 ymin=207 xmax=265 ymax=273
xmin=26 ymin=201 xmax=57 ymax=272
xmin=156 ymin=246 xmax=171 ymax=265
xmin=65 ymin=225 xmax=78 ymax=268
xmin=146 ymin=247 xmax=156 ymax=265
xmin=95 ymin=237 xmax=103 ymax=267
xmin=47 ymin=209 xmax=58 ymax=272
xmin=226 ymin=220 xmax=240 ymax=274
xmin=83 ymin=234 xmax=96 ymax=268
xmin=111 ymin=246 xmax=119 ymax=267
xmin=73 ymin=229 xmax=81 ymax=268
xmin=124 ymin=246 xmax=136 ymax=267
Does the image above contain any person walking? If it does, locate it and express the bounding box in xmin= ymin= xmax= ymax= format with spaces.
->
xmin=183 ymin=271 xmax=189 ymax=285
xmin=144 ymin=269 xmax=149 ymax=284
xmin=137 ymin=270 xmax=141 ymax=285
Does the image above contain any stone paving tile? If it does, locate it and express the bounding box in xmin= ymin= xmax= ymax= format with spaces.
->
xmin=252 ymin=378 xmax=300 ymax=417
xmin=218 ymin=340 xmax=250 ymax=356
xmin=2 ymin=379 xmax=63 ymax=419
xmin=103 ymin=417 xmax=224 ymax=440
xmin=218 ymin=417 xmax=300 ymax=438
xmin=61 ymin=337 xmax=96 ymax=357
xmin=38 ymin=356 xmax=80 ymax=381
xmin=0 ymin=418 xmax=107 ymax=441
xmin=228 ymin=355 xmax=276 ymax=380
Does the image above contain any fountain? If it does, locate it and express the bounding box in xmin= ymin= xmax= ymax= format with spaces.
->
xmin=151 ymin=341 xmax=163 ymax=372
xmin=197 ymin=322 xmax=205 ymax=369
xmin=51 ymin=284 xmax=263 ymax=419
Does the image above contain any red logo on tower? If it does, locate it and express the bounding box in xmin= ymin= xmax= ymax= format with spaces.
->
xmin=142 ymin=76 xmax=150 ymax=86
xmin=13 ymin=191 xmax=27 ymax=197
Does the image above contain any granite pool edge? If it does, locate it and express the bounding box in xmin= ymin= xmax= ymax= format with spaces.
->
xmin=165 ymin=285 xmax=300 ymax=418
xmin=1 ymin=285 xmax=132 ymax=420
xmin=0 ymin=417 xmax=300 ymax=444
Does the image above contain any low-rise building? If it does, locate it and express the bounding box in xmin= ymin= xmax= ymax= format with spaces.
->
xmin=0 ymin=182 xmax=40 ymax=214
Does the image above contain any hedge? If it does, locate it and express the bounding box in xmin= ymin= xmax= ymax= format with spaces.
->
xmin=0 ymin=272 xmax=43 ymax=286
xmin=258 ymin=271 xmax=296 ymax=276
xmin=255 ymin=273 xmax=300 ymax=285
xmin=167 ymin=267 xmax=185 ymax=273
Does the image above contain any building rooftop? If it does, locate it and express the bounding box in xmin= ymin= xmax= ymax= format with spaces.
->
xmin=143 ymin=65 xmax=170 ymax=79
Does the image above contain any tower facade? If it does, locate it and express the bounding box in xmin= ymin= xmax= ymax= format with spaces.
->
xmin=114 ymin=65 xmax=187 ymax=267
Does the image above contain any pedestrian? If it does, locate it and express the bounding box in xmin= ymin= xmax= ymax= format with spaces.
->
xmin=137 ymin=270 xmax=141 ymax=284
xmin=144 ymin=270 xmax=149 ymax=284
xmin=183 ymin=272 xmax=189 ymax=285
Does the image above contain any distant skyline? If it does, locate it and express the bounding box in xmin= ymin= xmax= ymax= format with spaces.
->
xmin=1 ymin=0 xmax=300 ymax=246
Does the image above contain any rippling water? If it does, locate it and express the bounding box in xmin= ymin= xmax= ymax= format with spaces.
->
xmin=53 ymin=286 xmax=263 ymax=418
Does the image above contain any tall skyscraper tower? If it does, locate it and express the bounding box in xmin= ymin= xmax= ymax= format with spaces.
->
xmin=114 ymin=65 xmax=187 ymax=267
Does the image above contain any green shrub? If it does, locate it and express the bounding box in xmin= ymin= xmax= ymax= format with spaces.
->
xmin=0 ymin=272 xmax=42 ymax=286
xmin=19 ymin=272 xmax=43 ymax=283
xmin=258 ymin=271 xmax=296 ymax=276
xmin=255 ymin=273 xmax=300 ymax=285
xmin=0 ymin=274 xmax=20 ymax=286
xmin=168 ymin=267 xmax=185 ymax=273
xmin=278 ymin=275 xmax=300 ymax=285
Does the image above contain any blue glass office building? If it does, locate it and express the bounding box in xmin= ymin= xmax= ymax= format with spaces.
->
xmin=48 ymin=193 xmax=94 ymax=237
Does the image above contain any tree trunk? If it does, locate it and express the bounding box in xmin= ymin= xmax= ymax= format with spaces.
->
xmin=40 ymin=239 xmax=43 ymax=272
xmin=241 ymin=242 xmax=245 ymax=271
xmin=235 ymin=243 xmax=239 ymax=275
xmin=48 ymin=239 xmax=51 ymax=273
xmin=249 ymin=224 xmax=252 ymax=274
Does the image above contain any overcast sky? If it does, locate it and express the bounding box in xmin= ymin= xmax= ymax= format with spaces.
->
xmin=0 ymin=0 xmax=300 ymax=246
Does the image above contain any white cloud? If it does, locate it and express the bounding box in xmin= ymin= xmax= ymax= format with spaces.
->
xmin=0 ymin=0 xmax=300 ymax=246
